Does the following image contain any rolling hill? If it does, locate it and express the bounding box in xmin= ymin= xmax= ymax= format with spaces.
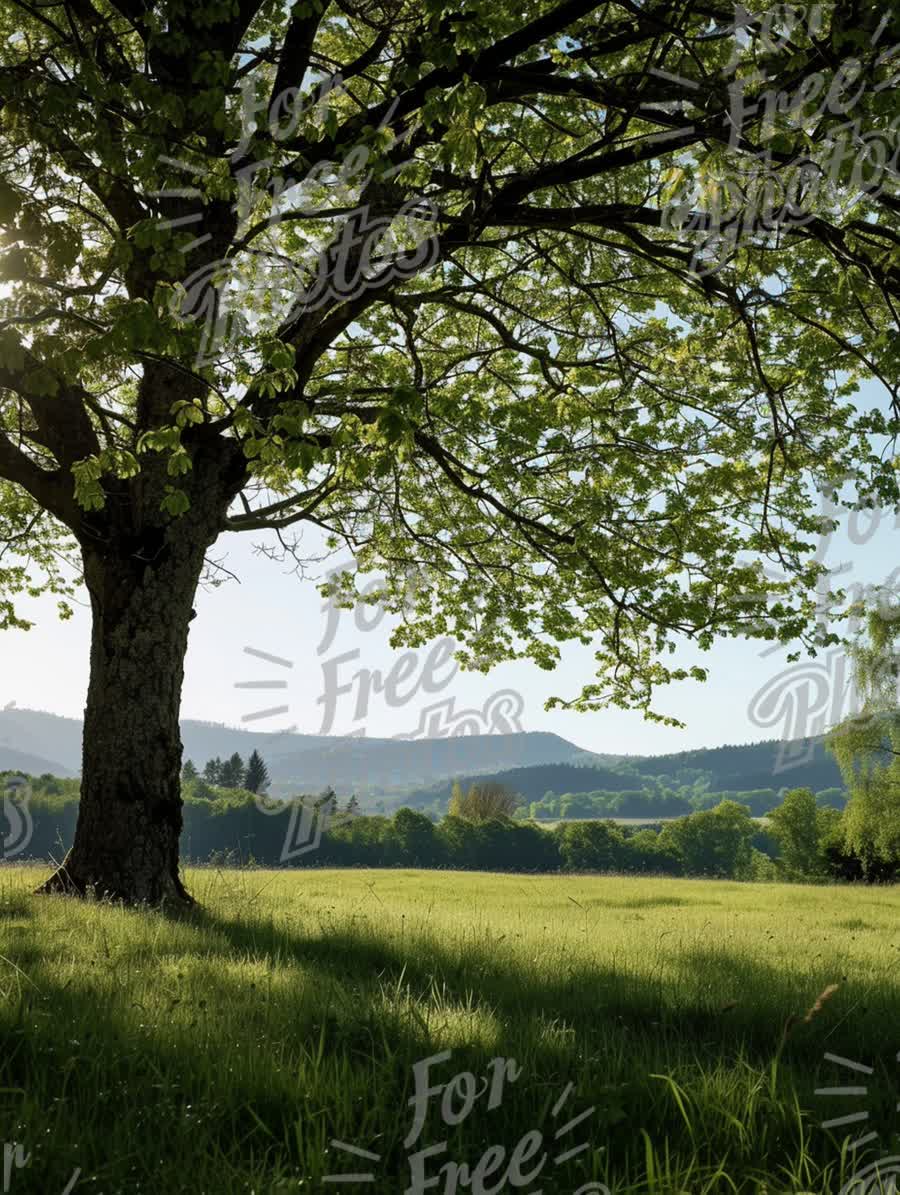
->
xmin=0 ymin=707 xmax=596 ymax=793
xmin=0 ymin=708 xmax=844 ymax=807
xmin=402 ymin=737 xmax=845 ymax=814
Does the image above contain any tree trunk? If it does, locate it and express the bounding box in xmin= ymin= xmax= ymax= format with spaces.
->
xmin=35 ymin=430 xmax=244 ymax=904
xmin=37 ymin=530 xmax=210 ymax=903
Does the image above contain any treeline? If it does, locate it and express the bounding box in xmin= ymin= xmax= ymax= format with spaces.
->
xmin=4 ymin=774 xmax=893 ymax=883
xmin=628 ymin=737 xmax=843 ymax=791
xmin=290 ymin=794 xmax=884 ymax=882
xmin=407 ymin=760 xmax=848 ymax=819
xmin=525 ymin=786 xmax=847 ymax=820
xmin=182 ymin=791 xmax=890 ymax=881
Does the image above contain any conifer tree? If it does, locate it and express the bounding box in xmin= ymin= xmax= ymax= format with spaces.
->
xmin=243 ymin=750 xmax=270 ymax=795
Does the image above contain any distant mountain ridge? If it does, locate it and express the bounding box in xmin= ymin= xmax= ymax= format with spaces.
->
xmin=0 ymin=709 xmax=81 ymax=777
xmin=0 ymin=745 xmax=78 ymax=778
xmin=0 ymin=707 xmax=842 ymax=800
xmin=623 ymin=737 xmax=842 ymax=792
xmin=0 ymin=707 xmax=596 ymax=792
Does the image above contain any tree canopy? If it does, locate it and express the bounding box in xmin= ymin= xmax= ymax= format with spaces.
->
xmin=2 ymin=0 xmax=899 ymax=724
xmin=448 ymin=778 xmax=519 ymax=820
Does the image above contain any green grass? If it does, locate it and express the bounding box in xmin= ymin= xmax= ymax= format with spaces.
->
xmin=0 ymin=866 xmax=897 ymax=1194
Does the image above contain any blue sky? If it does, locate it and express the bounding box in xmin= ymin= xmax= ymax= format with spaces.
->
xmin=3 ymin=478 xmax=899 ymax=756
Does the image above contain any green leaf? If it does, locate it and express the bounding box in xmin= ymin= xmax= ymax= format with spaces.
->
xmin=161 ymin=487 xmax=191 ymax=516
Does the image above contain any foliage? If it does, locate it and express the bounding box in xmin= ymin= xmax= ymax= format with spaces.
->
xmin=183 ymin=774 xmax=217 ymax=802
xmin=767 ymin=787 xmax=829 ymax=880
xmin=446 ymin=779 xmax=518 ymax=821
xmin=199 ymin=752 xmax=257 ymax=790
xmin=827 ymin=608 xmax=900 ymax=873
xmin=528 ymin=786 xmax=788 ymax=819
xmin=0 ymin=484 xmax=77 ymax=630
xmin=556 ymin=819 xmax=623 ymax=872
xmin=203 ymin=757 xmax=224 ymax=785
xmin=219 ymin=752 xmax=246 ymax=789
xmin=8 ymin=773 xmax=892 ymax=881
xmin=406 ymin=749 xmax=846 ymax=816
xmin=658 ymin=801 xmax=757 ymax=879
xmin=243 ymin=749 xmax=269 ymax=794
xmin=392 ymin=807 xmax=443 ymax=866
xmin=315 ymin=787 xmax=338 ymax=817
xmin=0 ymin=0 xmax=899 ymax=728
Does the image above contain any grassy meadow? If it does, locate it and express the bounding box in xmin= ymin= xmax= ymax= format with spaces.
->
xmin=0 ymin=866 xmax=897 ymax=1194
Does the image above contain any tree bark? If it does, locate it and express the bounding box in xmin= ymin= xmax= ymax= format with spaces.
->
xmin=37 ymin=538 xmax=205 ymax=902
xmin=37 ymin=430 xmax=244 ymax=905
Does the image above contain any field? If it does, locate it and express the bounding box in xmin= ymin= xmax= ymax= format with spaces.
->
xmin=0 ymin=867 xmax=897 ymax=1194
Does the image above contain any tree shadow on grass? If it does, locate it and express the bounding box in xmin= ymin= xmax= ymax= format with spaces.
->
xmin=176 ymin=899 xmax=896 ymax=1061
xmin=0 ymin=891 xmax=893 ymax=1193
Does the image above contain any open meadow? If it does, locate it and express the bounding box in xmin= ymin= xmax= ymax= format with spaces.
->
xmin=0 ymin=866 xmax=896 ymax=1194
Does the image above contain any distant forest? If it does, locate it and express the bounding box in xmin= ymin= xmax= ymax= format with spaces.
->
xmin=4 ymin=769 xmax=885 ymax=885
xmin=403 ymin=741 xmax=845 ymax=819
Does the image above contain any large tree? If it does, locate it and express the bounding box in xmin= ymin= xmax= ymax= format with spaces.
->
xmin=827 ymin=606 xmax=900 ymax=875
xmin=1 ymin=0 xmax=898 ymax=902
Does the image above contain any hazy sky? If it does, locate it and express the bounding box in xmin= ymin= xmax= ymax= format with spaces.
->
xmin=4 ymin=473 xmax=898 ymax=756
